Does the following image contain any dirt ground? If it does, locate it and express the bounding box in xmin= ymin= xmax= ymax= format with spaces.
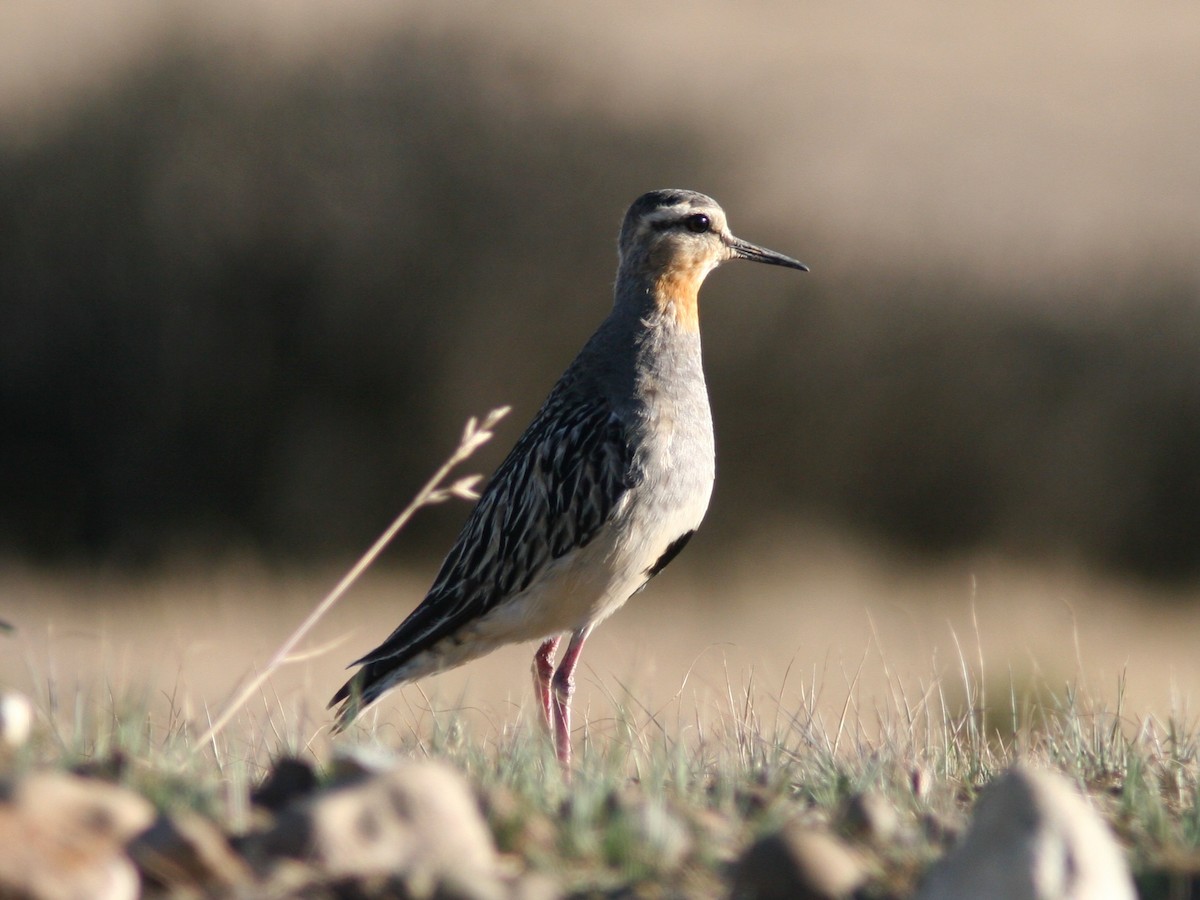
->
xmin=5 ymin=528 xmax=1198 ymax=760
xmin=3 ymin=2 xmax=1198 ymax=768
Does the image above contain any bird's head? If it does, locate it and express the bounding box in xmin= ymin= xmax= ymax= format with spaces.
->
xmin=617 ymin=189 xmax=806 ymax=329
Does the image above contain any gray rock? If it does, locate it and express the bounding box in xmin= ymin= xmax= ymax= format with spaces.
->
xmin=0 ymin=770 xmax=154 ymax=900
xmin=251 ymin=755 xmax=319 ymax=812
xmin=478 ymin=785 xmax=557 ymax=859
xmin=601 ymin=789 xmax=693 ymax=875
xmin=910 ymin=765 xmax=933 ymax=803
xmin=625 ymin=799 xmax=692 ymax=872
xmin=328 ymin=744 xmax=406 ymax=784
xmin=0 ymin=690 xmax=32 ymax=749
xmin=918 ymin=764 xmax=1136 ymax=900
xmin=507 ymin=871 xmax=563 ymax=900
xmin=841 ymin=790 xmax=899 ymax=845
xmin=731 ymin=824 xmax=866 ymax=900
xmin=129 ymin=809 xmax=255 ymax=893
xmin=253 ymin=759 xmax=498 ymax=885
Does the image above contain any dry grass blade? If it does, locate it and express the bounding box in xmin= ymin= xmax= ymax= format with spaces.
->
xmin=193 ymin=406 xmax=510 ymax=752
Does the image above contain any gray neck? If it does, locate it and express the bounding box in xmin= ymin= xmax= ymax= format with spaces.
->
xmin=611 ymin=261 xmax=662 ymax=321
xmin=568 ymin=266 xmax=706 ymax=409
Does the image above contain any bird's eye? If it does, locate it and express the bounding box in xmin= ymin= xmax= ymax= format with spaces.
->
xmin=683 ymin=213 xmax=711 ymax=234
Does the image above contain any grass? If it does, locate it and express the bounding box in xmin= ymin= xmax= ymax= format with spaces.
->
xmin=354 ymin=664 xmax=1200 ymax=897
xmin=4 ymin=413 xmax=1200 ymax=897
xmin=11 ymin=643 xmax=1200 ymax=897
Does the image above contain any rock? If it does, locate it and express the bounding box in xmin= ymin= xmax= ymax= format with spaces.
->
xmin=70 ymin=751 xmax=128 ymax=782
xmin=479 ymin=785 xmax=557 ymax=858
xmin=910 ymin=765 xmax=932 ymax=802
xmin=508 ymin=871 xmax=563 ymax=900
xmin=251 ymin=755 xmax=319 ymax=812
xmin=298 ymin=865 xmax=560 ymax=900
xmin=690 ymin=808 xmax=740 ymax=864
xmin=0 ymin=770 xmax=155 ymax=900
xmin=0 ymin=690 xmax=33 ymax=748
xmin=917 ymin=764 xmax=1136 ymax=900
xmin=609 ymin=796 xmax=692 ymax=874
xmin=327 ymin=744 xmax=405 ymax=784
xmin=630 ymin=800 xmax=692 ymax=872
xmin=918 ymin=810 xmax=963 ymax=848
xmin=732 ymin=824 xmax=866 ymax=900
xmin=129 ymin=809 xmax=255 ymax=893
xmin=250 ymin=759 xmax=499 ymax=887
xmin=841 ymin=790 xmax=899 ymax=845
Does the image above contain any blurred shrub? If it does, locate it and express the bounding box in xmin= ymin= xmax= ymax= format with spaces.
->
xmin=1 ymin=31 xmax=1197 ymax=584
xmin=0 ymin=34 xmax=719 ymax=563
xmin=711 ymin=273 xmax=1200 ymax=582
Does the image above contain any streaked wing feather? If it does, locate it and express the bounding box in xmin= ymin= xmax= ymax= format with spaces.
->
xmin=351 ymin=393 xmax=632 ymax=672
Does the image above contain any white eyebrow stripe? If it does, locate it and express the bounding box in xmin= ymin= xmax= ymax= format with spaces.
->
xmin=638 ymin=203 xmax=727 ymax=236
xmin=643 ymin=207 xmax=687 ymax=227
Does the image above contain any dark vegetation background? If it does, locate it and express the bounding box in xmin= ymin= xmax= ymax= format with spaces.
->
xmin=2 ymin=5 xmax=1198 ymax=584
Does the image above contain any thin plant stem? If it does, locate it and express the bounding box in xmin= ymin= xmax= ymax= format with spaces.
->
xmin=194 ymin=406 xmax=510 ymax=752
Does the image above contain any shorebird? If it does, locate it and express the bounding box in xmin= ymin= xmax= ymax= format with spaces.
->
xmin=330 ymin=189 xmax=806 ymax=767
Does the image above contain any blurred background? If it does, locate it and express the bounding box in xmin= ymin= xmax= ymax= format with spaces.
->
xmin=1 ymin=0 xmax=1199 ymax=739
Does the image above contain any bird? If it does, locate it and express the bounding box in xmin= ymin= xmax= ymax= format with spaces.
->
xmin=330 ymin=189 xmax=806 ymax=768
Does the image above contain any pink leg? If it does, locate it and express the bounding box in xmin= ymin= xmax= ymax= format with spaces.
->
xmin=551 ymin=626 xmax=592 ymax=771
xmin=531 ymin=636 xmax=561 ymax=733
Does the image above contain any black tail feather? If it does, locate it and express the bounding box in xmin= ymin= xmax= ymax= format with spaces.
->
xmin=328 ymin=667 xmax=379 ymax=732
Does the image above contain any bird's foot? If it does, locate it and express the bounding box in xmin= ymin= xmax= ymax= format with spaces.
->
xmin=531 ymin=637 xmax=561 ymax=735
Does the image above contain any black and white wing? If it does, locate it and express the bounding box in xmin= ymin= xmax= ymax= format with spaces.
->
xmin=330 ymin=391 xmax=632 ymax=718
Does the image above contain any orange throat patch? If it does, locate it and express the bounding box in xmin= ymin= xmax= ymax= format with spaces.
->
xmin=653 ymin=267 xmax=703 ymax=332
